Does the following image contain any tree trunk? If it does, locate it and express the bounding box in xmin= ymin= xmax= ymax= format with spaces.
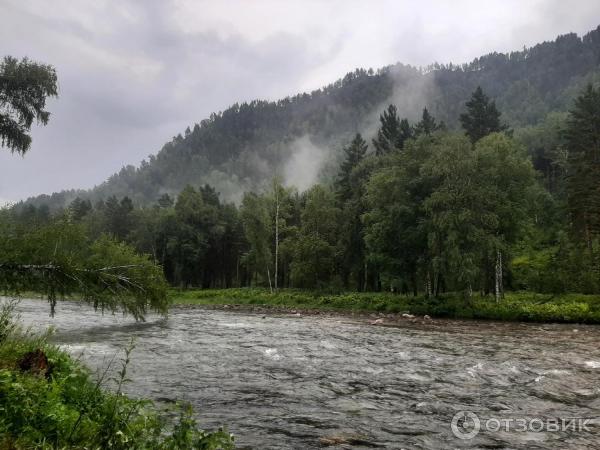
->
xmin=495 ymin=248 xmax=503 ymax=302
xmin=275 ymin=197 xmax=279 ymax=291
xmin=267 ymin=266 xmax=273 ymax=293
xmin=426 ymin=270 xmax=432 ymax=298
xmin=412 ymin=272 xmax=418 ymax=296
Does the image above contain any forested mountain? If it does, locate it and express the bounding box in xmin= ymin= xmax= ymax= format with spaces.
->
xmin=20 ymin=25 xmax=600 ymax=210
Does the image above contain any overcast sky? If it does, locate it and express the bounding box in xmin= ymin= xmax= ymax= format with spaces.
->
xmin=1 ymin=0 xmax=599 ymax=203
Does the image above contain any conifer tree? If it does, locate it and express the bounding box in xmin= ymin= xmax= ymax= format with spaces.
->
xmin=373 ymin=105 xmax=401 ymax=155
xmin=564 ymin=84 xmax=600 ymax=247
xmin=414 ymin=108 xmax=440 ymax=136
xmin=335 ymin=134 xmax=368 ymax=202
xmin=399 ymin=118 xmax=414 ymax=144
xmin=460 ymin=86 xmax=508 ymax=143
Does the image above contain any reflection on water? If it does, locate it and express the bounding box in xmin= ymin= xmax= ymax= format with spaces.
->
xmin=14 ymin=299 xmax=600 ymax=449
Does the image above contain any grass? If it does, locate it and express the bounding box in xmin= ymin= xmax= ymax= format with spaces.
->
xmin=0 ymin=298 xmax=235 ymax=450
xmin=171 ymin=288 xmax=600 ymax=324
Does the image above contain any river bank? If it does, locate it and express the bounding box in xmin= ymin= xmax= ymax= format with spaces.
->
xmin=171 ymin=288 xmax=600 ymax=324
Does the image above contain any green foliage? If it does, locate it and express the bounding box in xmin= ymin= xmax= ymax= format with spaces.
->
xmin=334 ymin=134 xmax=370 ymax=290
xmin=513 ymin=111 xmax=568 ymax=195
xmin=0 ymin=218 xmax=169 ymax=319
xmin=290 ymin=185 xmax=341 ymax=289
xmin=0 ymin=300 xmax=234 ymax=449
xmin=335 ymin=134 xmax=368 ymax=202
xmin=459 ymin=86 xmax=508 ymax=143
xmin=414 ymin=108 xmax=443 ymax=137
xmin=0 ymin=56 xmax=58 ymax=155
xmin=365 ymin=132 xmax=538 ymax=295
xmin=240 ymin=192 xmax=272 ymax=286
xmin=372 ymin=105 xmax=412 ymax=155
xmin=565 ymin=84 xmax=600 ymax=245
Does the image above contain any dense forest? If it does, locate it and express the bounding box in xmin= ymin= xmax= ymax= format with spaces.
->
xmin=4 ymin=25 xmax=600 ymax=298
xmin=17 ymin=25 xmax=600 ymax=210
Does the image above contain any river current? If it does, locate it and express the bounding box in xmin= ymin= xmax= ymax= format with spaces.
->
xmin=14 ymin=299 xmax=600 ymax=449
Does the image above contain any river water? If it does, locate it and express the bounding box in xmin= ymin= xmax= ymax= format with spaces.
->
xmin=13 ymin=299 xmax=600 ymax=449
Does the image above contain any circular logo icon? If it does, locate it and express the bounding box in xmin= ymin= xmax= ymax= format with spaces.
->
xmin=451 ymin=410 xmax=481 ymax=440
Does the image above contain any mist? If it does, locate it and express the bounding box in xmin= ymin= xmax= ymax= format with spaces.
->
xmin=283 ymin=136 xmax=328 ymax=192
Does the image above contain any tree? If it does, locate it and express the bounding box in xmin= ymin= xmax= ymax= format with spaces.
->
xmin=103 ymin=195 xmax=135 ymax=240
xmin=157 ymin=193 xmax=174 ymax=208
xmin=423 ymin=133 xmax=536 ymax=298
xmin=240 ymin=192 xmax=272 ymax=289
xmin=335 ymin=134 xmax=368 ymax=202
xmin=414 ymin=108 xmax=441 ymax=137
xmin=0 ymin=56 xmax=58 ymax=155
xmin=372 ymin=104 xmax=404 ymax=155
xmin=0 ymin=218 xmax=169 ymax=319
xmin=69 ymin=197 xmax=92 ymax=222
xmin=364 ymin=137 xmax=435 ymax=294
xmin=335 ymin=134 xmax=370 ymax=289
xmin=460 ymin=86 xmax=508 ymax=143
xmin=290 ymin=186 xmax=340 ymax=288
xmin=564 ymin=84 xmax=600 ymax=249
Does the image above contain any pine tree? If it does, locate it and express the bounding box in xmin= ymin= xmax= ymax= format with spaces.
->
xmin=372 ymin=105 xmax=402 ymax=155
xmin=460 ymin=86 xmax=508 ymax=143
xmin=564 ymin=84 xmax=600 ymax=247
xmin=414 ymin=108 xmax=440 ymax=136
xmin=157 ymin=193 xmax=174 ymax=208
xmin=335 ymin=134 xmax=368 ymax=202
xmin=69 ymin=197 xmax=92 ymax=221
xmin=399 ymin=118 xmax=414 ymax=144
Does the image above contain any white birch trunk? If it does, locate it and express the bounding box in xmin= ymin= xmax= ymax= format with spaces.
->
xmin=495 ymin=248 xmax=502 ymax=302
xmin=275 ymin=196 xmax=279 ymax=291
xmin=267 ymin=266 xmax=273 ymax=293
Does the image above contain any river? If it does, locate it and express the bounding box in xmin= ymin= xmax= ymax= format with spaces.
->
xmin=14 ymin=299 xmax=600 ymax=449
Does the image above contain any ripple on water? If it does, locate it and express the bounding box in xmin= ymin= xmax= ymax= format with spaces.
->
xmin=264 ymin=348 xmax=282 ymax=360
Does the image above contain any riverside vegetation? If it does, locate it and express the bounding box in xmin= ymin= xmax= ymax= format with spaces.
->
xmin=172 ymin=289 xmax=600 ymax=324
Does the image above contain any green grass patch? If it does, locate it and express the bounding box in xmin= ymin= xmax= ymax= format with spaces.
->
xmin=171 ymin=288 xmax=600 ymax=324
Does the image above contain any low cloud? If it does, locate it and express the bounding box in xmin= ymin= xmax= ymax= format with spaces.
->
xmin=283 ymin=136 xmax=328 ymax=192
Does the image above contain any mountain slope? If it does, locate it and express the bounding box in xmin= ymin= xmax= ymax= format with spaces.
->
xmin=23 ymin=25 xmax=600 ymax=210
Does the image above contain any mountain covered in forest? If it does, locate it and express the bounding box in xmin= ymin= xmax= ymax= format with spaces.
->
xmin=22 ymin=25 xmax=600 ymax=210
